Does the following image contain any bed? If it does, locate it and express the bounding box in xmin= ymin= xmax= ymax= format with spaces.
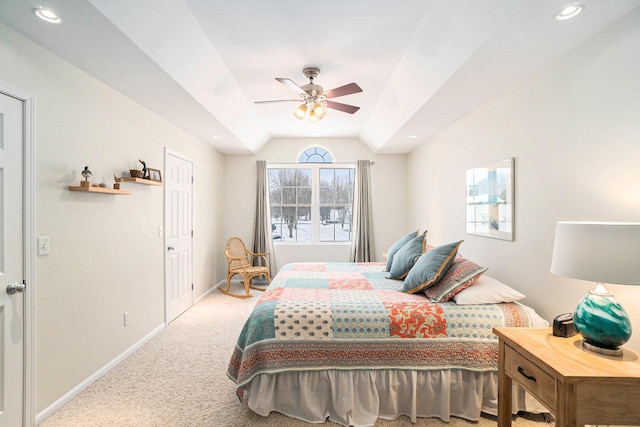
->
xmin=227 ymin=256 xmax=547 ymax=426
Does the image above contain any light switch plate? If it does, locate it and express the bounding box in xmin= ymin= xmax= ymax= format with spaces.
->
xmin=37 ymin=236 xmax=50 ymax=256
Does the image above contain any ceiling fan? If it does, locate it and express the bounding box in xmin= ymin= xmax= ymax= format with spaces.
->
xmin=254 ymin=67 xmax=362 ymax=122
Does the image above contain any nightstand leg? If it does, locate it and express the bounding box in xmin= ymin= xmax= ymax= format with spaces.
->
xmin=498 ymin=339 xmax=512 ymax=427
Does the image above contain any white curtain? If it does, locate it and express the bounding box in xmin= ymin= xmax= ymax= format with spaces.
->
xmin=252 ymin=160 xmax=276 ymax=274
xmin=350 ymin=160 xmax=375 ymax=262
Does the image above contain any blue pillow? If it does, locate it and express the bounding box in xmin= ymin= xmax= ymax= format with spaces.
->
xmin=388 ymin=233 xmax=425 ymax=279
xmin=402 ymin=241 xmax=463 ymax=294
xmin=385 ymin=230 xmax=419 ymax=271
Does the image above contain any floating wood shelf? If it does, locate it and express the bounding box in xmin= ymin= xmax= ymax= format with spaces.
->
xmin=116 ymin=177 xmax=163 ymax=186
xmin=69 ymin=185 xmax=131 ymax=195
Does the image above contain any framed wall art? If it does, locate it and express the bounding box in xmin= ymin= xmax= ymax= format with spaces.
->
xmin=148 ymin=168 xmax=162 ymax=183
xmin=465 ymin=158 xmax=514 ymax=241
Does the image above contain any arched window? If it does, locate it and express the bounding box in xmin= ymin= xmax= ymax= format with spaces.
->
xmin=298 ymin=147 xmax=333 ymax=163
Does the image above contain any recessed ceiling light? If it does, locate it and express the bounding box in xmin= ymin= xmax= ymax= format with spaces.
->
xmin=212 ymin=135 xmax=221 ymax=139
xmin=32 ymin=6 xmax=62 ymax=23
xmin=409 ymin=135 xmax=417 ymax=139
xmin=555 ymin=3 xmax=584 ymax=21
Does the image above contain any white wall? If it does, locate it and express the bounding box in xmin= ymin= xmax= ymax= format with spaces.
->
xmin=406 ymin=9 xmax=640 ymax=350
xmin=0 ymin=23 xmax=224 ymax=412
xmin=223 ymin=138 xmax=407 ymax=270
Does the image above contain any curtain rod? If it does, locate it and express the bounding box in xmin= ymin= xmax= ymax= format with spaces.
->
xmin=264 ymin=161 xmax=375 ymax=166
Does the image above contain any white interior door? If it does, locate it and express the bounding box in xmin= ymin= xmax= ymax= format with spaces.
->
xmin=165 ymin=151 xmax=194 ymax=322
xmin=0 ymin=92 xmax=25 ymax=425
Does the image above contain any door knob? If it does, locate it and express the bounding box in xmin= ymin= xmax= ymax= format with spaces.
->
xmin=167 ymin=246 xmax=175 ymax=251
xmin=7 ymin=281 xmax=26 ymax=295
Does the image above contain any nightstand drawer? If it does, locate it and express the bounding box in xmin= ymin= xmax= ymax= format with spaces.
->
xmin=504 ymin=345 xmax=555 ymax=410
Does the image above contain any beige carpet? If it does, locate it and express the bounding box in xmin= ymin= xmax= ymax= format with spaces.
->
xmin=41 ymin=288 xmax=551 ymax=427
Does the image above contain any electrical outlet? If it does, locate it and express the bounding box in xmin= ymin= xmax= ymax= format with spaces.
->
xmin=124 ymin=311 xmax=131 ymax=326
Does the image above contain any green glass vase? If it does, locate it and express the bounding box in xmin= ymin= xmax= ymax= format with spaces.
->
xmin=573 ymin=284 xmax=632 ymax=354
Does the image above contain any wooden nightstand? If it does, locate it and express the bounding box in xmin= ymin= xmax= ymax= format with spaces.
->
xmin=493 ymin=327 xmax=640 ymax=427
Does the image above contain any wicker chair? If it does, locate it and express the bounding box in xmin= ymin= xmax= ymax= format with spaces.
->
xmin=220 ymin=237 xmax=271 ymax=298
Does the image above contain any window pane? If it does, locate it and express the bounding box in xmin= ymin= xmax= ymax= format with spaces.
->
xmin=334 ymin=168 xmax=350 ymax=182
xmin=336 ymin=185 xmax=352 ymax=204
xmin=320 ymin=205 xmax=352 ymax=242
xmin=319 ymin=169 xmax=335 ymax=203
xmin=319 ymin=186 xmax=333 ymax=204
xmin=298 ymin=187 xmax=311 ymax=204
xmin=283 ymin=169 xmax=297 ymax=182
xmin=320 ymin=168 xmax=354 ymax=205
xmin=283 ymin=187 xmax=296 ymax=204
xmin=277 ymin=206 xmax=311 ymax=242
xmin=280 ymin=207 xmax=296 ymax=241
xmin=319 ymin=168 xmax=334 ymax=185
xmin=268 ymin=169 xmax=282 ymax=204
xmin=271 ymin=206 xmax=283 ymax=240
xmin=295 ymin=169 xmax=311 ymax=183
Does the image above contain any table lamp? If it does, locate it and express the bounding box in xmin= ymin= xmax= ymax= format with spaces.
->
xmin=551 ymin=221 xmax=640 ymax=356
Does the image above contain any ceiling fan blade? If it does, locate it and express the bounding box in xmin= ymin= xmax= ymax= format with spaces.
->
xmin=325 ymin=100 xmax=360 ymax=114
xmin=276 ymin=78 xmax=307 ymax=96
xmin=254 ymin=99 xmax=301 ymax=104
xmin=323 ymin=82 xmax=362 ymax=99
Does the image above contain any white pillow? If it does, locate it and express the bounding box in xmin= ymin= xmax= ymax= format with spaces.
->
xmin=453 ymin=275 xmax=525 ymax=305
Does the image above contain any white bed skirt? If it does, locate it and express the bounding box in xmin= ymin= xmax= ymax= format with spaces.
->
xmin=245 ymin=369 xmax=546 ymax=427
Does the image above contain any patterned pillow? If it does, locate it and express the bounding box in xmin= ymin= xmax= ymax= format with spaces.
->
xmin=385 ymin=230 xmax=419 ymax=271
xmin=423 ymin=257 xmax=488 ymax=302
xmin=388 ymin=233 xmax=426 ymax=279
xmin=402 ymin=241 xmax=463 ymax=294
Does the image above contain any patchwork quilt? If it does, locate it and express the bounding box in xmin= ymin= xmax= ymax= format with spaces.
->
xmin=227 ymin=262 xmax=533 ymax=396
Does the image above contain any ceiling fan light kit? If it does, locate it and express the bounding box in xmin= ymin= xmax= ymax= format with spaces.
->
xmin=255 ymin=67 xmax=362 ymax=123
xmin=295 ymin=101 xmax=327 ymax=122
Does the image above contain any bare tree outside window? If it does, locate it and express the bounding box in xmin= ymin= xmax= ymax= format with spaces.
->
xmin=269 ymin=168 xmax=311 ymax=242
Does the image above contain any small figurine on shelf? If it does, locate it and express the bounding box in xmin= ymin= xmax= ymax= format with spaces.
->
xmin=81 ymin=166 xmax=92 ymax=187
xmin=139 ymin=159 xmax=148 ymax=179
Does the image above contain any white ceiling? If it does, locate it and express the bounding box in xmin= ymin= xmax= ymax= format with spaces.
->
xmin=1 ymin=0 xmax=639 ymax=154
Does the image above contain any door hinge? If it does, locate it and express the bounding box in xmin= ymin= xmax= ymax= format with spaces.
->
xmin=191 ymin=283 xmax=194 ymax=291
xmin=191 ymin=176 xmax=194 ymax=183
xmin=191 ymin=230 xmax=194 ymax=237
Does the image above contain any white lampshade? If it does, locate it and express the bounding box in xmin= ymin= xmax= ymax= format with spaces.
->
xmin=551 ymin=222 xmax=640 ymax=285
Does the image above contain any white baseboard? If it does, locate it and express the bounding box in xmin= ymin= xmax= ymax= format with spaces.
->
xmin=35 ymin=323 xmax=166 ymax=425
xmin=194 ymin=282 xmax=223 ymax=304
